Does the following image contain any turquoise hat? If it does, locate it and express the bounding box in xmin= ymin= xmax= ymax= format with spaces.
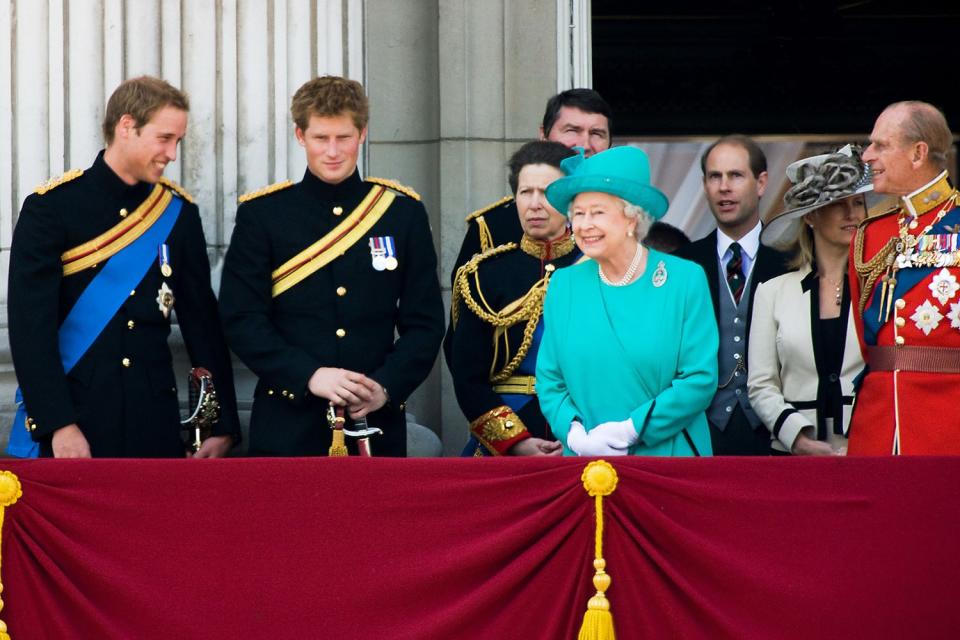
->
xmin=545 ymin=146 xmax=669 ymax=219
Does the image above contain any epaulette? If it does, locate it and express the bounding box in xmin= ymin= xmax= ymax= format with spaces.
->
xmin=34 ymin=169 xmax=83 ymax=195
xmin=238 ymin=180 xmax=294 ymax=204
xmin=465 ymin=196 xmax=513 ymax=223
xmin=366 ymin=177 xmax=421 ymax=201
xmin=158 ymin=176 xmax=194 ymax=203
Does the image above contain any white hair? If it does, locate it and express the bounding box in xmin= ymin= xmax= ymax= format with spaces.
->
xmin=566 ymin=194 xmax=655 ymax=241
xmin=619 ymin=198 xmax=654 ymax=241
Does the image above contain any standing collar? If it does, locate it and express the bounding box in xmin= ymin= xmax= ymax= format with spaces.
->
xmin=901 ymin=170 xmax=954 ymax=218
xmin=716 ymin=219 xmax=762 ymax=260
xmin=88 ymin=150 xmax=154 ymax=201
xmin=301 ymin=167 xmax=367 ymax=201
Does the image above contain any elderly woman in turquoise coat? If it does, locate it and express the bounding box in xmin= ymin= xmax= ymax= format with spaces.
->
xmin=537 ymin=146 xmax=718 ymax=456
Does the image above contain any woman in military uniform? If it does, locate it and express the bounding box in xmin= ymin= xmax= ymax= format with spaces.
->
xmin=451 ymin=141 xmax=578 ymax=456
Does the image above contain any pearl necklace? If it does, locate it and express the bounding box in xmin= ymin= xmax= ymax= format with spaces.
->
xmin=599 ymin=243 xmax=643 ymax=286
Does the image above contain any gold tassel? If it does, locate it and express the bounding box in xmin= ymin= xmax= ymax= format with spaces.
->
xmin=0 ymin=470 xmax=24 ymax=640
xmin=327 ymin=405 xmax=349 ymax=457
xmin=578 ymin=461 xmax=619 ymax=640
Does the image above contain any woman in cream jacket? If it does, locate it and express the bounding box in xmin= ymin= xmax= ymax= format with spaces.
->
xmin=748 ymin=145 xmax=872 ymax=455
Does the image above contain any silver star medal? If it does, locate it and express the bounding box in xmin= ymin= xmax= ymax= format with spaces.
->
xmin=157 ymin=282 xmax=175 ymax=319
xmin=652 ymin=260 xmax=668 ymax=287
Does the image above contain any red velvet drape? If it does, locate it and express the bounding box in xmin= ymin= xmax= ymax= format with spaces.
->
xmin=0 ymin=457 xmax=957 ymax=639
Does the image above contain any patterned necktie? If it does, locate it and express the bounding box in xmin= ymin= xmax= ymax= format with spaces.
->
xmin=726 ymin=242 xmax=745 ymax=304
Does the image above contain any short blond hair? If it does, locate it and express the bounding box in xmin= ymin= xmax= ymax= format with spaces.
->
xmin=290 ymin=76 xmax=369 ymax=131
xmin=102 ymin=76 xmax=189 ymax=145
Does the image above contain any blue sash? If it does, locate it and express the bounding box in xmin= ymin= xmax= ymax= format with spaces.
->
xmin=862 ymin=206 xmax=960 ymax=345
xmin=8 ymin=195 xmax=183 ymax=457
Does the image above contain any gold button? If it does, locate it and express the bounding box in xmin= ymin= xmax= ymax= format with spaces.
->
xmin=895 ymin=317 xmax=905 ymax=327
xmin=122 ymin=357 xmax=132 ymax=367
xmin=333 ymin=206 xmax=343 ymax=216
xmin=336 ymin=286 xmax=347 ymax=297
xmin=130 ymin=290 xmax=136 ymax=297
xmin=545 ymin=264 xmax=555 ymax=273
xmin=895 ymin=336 xmax=905 ymax=345
xmin=127 ymin=320 xmax=135 ymax=330
xmin=504 ymin=420 xmax=514 ymax=429
xmin=25 ymin=417 xmax=36 ymax=432
xmin=267 ymin=389 xmax=274 ymax=396
xmin=281 ymin=390 xmax=289 ymax=397
xmin=120 ymin=208 xmax=128 ymax=218
xmin=895 ymin=299 xmax=906 ymax=310
xmin=336 ymin=328 xmax=346 ymax=338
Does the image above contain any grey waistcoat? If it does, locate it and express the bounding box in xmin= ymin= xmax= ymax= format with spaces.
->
xmin=708 ymin=265 xmax=761 ymax=430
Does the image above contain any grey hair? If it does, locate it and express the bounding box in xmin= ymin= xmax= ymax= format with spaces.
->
xmin=619 ymin=198 xmax=654 ymax=242
xmin=885 ymin=101 xmax=952 ymax=170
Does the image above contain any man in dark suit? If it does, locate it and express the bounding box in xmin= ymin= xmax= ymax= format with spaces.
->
xmin=219 ymin=75 xmax=444 ymax=457
xmin=677 ymin=135 xmax=789 ymax=455
xmin=8 ymin=76 xmax=240 ymax=458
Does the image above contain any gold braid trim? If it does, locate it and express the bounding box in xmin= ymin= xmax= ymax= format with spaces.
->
xmin=852 ymin=209 xmax=901 ymax=314
xmin=465 ymin=196 xmax=512 ymax=222
xmin=366 ymin=177 xmax=421 ymax=201
xmin=470 ymin=406 xmax=527 ymax=454
xmin=34 ymin=168 xmax=83 ymax=194
xmin=158 ymin=176 xmax=194 ymax=202
xmin=451 ymin=243 xmax=555 ymax=383
xmin=451 ymin=243 xmax=517 ymax=328
xmin=238 ymin=180 xmax=294 ymax=203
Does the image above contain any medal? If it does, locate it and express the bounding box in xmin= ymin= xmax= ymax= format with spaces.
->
xmin=651 ymin=260 xmax=667 ymax=287
xmin=383 ymin=236 xmax=398 ymax=271
xmin=156 ymin=282 xmax=175 ymax=319
xmin=158 ymin=243 xmax=173 ymax=277
xmin=369 ymin=237 xmax=387 ymax=271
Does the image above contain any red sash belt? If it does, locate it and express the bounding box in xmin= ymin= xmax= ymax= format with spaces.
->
xmin=867 ymin=345 xmax=960 ymax=373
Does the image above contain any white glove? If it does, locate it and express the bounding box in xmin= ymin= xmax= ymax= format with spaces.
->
xmin=566 ymin=421 xmax=623 ymax=457
xmin=589 ymin=418 xmax=638 ymax=450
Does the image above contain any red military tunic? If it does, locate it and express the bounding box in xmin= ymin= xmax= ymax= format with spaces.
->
xmin=849 ymin=171 xmax=960 ymax=454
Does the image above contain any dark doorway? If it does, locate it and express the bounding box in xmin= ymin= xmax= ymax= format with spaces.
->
xmin=593 ymin=2 xmax=959 ymax=137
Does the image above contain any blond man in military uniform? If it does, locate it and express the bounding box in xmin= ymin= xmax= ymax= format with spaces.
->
xmin=8 ymin=76 xmax=240 ymax=458
xmin=219 ymin=76 xmax=444 ymax=457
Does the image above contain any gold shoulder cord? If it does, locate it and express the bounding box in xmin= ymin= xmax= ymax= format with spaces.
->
xmin=853 ymin=228 xmax=899 ymax=315
xmin=451 ymin=243 xmax=555 ymax=383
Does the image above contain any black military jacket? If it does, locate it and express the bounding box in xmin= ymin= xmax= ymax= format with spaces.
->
xmin=7 ymin=152 xmax=241 ymax=457
xmin=219 ymin=169 xmax=444 ymax=456
xmin=450 ymin=236 xmax=580 ymax=450
xmin=444 ymin=197 xmax=522 ymax=370
xmin=450 ymin=197 xmax=522 ymax=281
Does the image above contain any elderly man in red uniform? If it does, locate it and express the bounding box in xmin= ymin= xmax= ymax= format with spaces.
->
xmin=849 ymin=101 xmax=958 ymax=455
